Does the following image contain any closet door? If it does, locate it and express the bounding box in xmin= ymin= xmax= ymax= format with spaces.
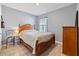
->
xmin=63 ymin=27 xmax=77 ymax=56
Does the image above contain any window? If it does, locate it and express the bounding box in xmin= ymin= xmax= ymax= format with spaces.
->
xmin=39 ymin=17 xmax=48 ymax=32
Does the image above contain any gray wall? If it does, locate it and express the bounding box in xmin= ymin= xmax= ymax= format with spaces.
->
xmin=2 ymin=5 xmax=36 ymax=28
xmin=0 ymin=4 xmax=1 ymax=30
xmin=1 ymin=5 xmax=37 ymax=43
xmin=77 ymin=4 xmax=79 ymax=26
xmin=38 ymin=4 xmax=76 ymax=42
xmin=0 ymin=4 xmax=1 ymax=50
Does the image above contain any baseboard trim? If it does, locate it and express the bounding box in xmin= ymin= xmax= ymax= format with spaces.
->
xmin=55 ymin=41 xmax=62 ymax=45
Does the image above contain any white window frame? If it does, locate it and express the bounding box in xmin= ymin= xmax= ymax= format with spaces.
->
xmin=39 ymin=17 xmax=48 ymax=32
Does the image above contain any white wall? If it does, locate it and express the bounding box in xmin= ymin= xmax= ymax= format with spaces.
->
xmin=38 ymin=4 xmax=76 ymax=42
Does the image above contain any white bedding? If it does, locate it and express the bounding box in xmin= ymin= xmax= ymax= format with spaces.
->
xmin=19 ymin=30 xmax=53 ymax=54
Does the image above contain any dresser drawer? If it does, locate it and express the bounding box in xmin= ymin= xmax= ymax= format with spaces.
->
xmin=63 ymin=27 xmax=77 ymax=56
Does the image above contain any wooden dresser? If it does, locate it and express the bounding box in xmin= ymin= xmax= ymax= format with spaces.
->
xmin=63 ymin=26 xmax=79 ymax=56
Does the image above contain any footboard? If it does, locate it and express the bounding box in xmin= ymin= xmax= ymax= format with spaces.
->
xmin=35 ymin=34 xmax=55 ymax=56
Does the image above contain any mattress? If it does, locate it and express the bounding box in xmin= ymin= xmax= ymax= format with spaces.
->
xmin=19 ymin=30 xmax=53 ymax=54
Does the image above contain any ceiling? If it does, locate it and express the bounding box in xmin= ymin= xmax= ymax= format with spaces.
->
xmin=2 ymin=3 xmax=72 ymax=16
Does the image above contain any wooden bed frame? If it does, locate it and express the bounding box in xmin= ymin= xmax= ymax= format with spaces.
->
xmin=18 ymin=24 xmax=55 ymax=56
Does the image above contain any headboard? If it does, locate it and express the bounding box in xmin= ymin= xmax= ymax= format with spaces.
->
xmin=18 ymin=24 xmax=32 ymax=33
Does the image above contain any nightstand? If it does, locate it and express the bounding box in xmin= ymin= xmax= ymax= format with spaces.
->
xmin=5 ymin=27 xmax=19 ymax=48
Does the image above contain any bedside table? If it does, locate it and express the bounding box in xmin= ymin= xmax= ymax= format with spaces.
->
xmin=5 ymin=27 xmax=19 ymax=48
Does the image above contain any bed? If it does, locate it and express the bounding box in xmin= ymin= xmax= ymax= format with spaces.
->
xmin=18 ymin=24 xmax=55 ymax=55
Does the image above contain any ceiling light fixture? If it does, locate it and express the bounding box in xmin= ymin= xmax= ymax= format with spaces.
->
xmin=36 ymin=3 xmax=39 ymax=6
